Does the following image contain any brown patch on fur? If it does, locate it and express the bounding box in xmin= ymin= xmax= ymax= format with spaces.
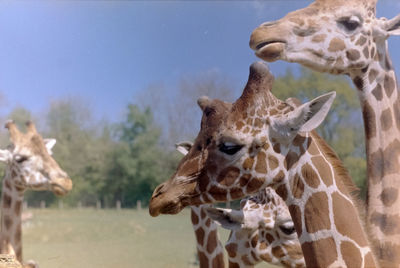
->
xmin=197 ymin=250 xmax=208 ymax=267
xmin=255 ymin=152 xmax=267 ymax=174
xmin=363 ymin=46 xmax=369 ymax=58
xmin=236 ymin=121 xmax=244 ymax=131
xmin=301 ymin=163 xmax=320 ymax=189
xmin=285 ymin=151 xmax=299 ymax=170
xmin=368 ymin=69 xmax=378 ymax=84
xmin=239 ymin=174 xmax=251 ymax=187
xmin=260 ymin=253 xmax=272 ymax=262
xmin=2 ymin=193 xmax=12 ymax=209
xmin=356 ymin=36 xmax=367 ymax=46
xmin=14 ymin=201 xmax=22 ymax=216
xmin=225 ymin=242 xmax=237 ymax=258
xmin=230 ymin=188 xmax=244 ymax=199
xmin=353 ymin=76 xmax=364 ymax=90
xmin=332 ymin=192 xmax=368 ymax=247
xmin=251 ymin=234 xmax=259 ymax=248
xmin=364 ymin=252 xmax=376 ymax=268
xmin=206 ymin=229 xmax=218 ymax=254
xmin=291 ymin=173 xmax=305 ymax=199
xmin=362 ymin=101 xmax=376 ymax=139
xmin=199 ymin=174 xmax=210 ymax=192
xmin=346 ymin=49 xmax=361 ymax=61
xmin=301 ymin=237 xmax=337 ymax=268
xmin=341 ymin=241 xmax=362 ymax=268
xmin=289 ymin=204 xmax=302 ymax=237
xmin=371 ymin=84 xmax=383 ymax=101
xmin=312 ymin=34 xmax=326 ymax=43
xmin=4 ymin=215 xmax=12 ymax=230
xmin=384 ymin=74 xmax=395 ymax=98
xmin=304 ymin=192 xmax=330 ymax=233
xmin=254 ymin=118 xmax=263 ymax=128
xmin=311 ymin=156 xmax=333 ymax=186
xmin=246 ymin=178 xmax=264 ymax=193
xmin=195 ymin=227 xmax=205 ymax=246
xmin=380 ymin=187 xmax=398 ymax=207
xmin=212 ymin=253 xmax=224 ymax=268
xmin=273 ymin=143 xmax=281 ymax=153
xmin=217 ymin=167 xmax=240 ymax=186
xmin=4 ymin=180 xmax=11 ymax=190
xmin=242 ymin=158 xmax=254 ymax=170
xmin=191 ymin=209 xmax=199 ymax=225
xmin=370 ymin=212 xmax=400 ymax=236
xmin=380 ymin=108 xmax=393 ymax=131
xmin=272 ymin=246 xmax=285 ymax=259
xmin=273 ymin=170 xmax=285 ymax=184
xmin=328 ymin=38 xmax=345 ymax=52
xmin=268 ymin=155 xmax=279 ymax=170
xmin=275 ymin=184 xmax=288 ymax=201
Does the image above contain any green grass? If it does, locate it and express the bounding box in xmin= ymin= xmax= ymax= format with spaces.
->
xmin=22 ymin=208 xmax=274 ymax=268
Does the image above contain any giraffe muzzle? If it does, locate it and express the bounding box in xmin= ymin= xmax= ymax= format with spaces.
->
xmin=51 ymin=177 xmax=73 ymax=196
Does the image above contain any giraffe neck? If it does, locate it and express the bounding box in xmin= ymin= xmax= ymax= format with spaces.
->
xmin=0 ymin=168 xmax=24 ymax=262
xmin=277 ymin=132 xmax=377 ymax=267
xmin=190 ymin=205 xmax=225 ymax=268
xmin=349 ymin=40 xmax=400 ymax=264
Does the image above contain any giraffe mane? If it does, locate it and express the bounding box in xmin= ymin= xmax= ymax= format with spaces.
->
xmin=310 ymin=130 xmax=378 ymax=258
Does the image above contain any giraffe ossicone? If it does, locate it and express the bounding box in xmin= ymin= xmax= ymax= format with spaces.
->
xmin=206 ymin=188 xmax=305 ymax=268
xmin=150 ymin=62 xmax=377 ymax=267
xmin=250 ymin=1 xmax=400 ymax=265
xmin=0 ymin=120 xmax=72 ymax=267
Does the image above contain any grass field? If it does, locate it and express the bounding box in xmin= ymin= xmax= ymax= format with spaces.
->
xmin=22 ymin=208 xmax=275 ymax=268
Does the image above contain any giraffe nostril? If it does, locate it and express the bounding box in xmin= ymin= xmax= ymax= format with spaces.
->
xmin=153 ymin=184 xmax=165 ymax=198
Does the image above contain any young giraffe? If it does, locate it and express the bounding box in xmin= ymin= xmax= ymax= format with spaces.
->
xmin=249 ymin=1 xmax=400 ymax=265
xmin=150 ymin=62 xmax=378 ymax=267
xmin=0 ymin=121 xmax=73 ymax=267
xmin=176 ymin=142 xmax=225 ymax=268
xmin=206 ymin=187 xmax=305 ymax=268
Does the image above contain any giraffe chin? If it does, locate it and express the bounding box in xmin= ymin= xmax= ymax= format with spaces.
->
xmin=255 ymin=42 xmax=285 ymax=62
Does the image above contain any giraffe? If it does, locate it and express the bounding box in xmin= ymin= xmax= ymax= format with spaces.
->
xmin=150 ymin=62 xmax=378 ymax=267
xmin=178 ymin=141 xmax=304 ymax=268
xmin=249 ymin=1 xmax=400 ymax=265
xmin=176 ymin=142 xmax=225 ymax=268
xmin=206 ymin=187 xmax=305 ymax=268
xmin=0 ymin=121 xmax=73 ymax=267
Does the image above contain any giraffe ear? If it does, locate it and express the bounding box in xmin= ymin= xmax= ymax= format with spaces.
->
xmin=271 ymin=92 xmax=336 ymax=140
xmin=0 ymin=149 xmax=12 ymax=162
xmin=44 ymin=139 xmax=57 ymax=155
xmin=383 ymin=14 xmax=400 ymax=36
xmin=204 ymin=207 xmax=244 ymax=230
xmin=175 ymin=141 xmax=193 ymax=156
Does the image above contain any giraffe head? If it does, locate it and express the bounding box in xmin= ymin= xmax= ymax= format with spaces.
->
xmin=206 ymin=188 xmax=305 ymax=267
xmin=149 ymin=62 xmax=336 ymax=216
xmin=0 ymin=121 xmax=72 ymax=196
xmin=249 ymin=0 xmax=400 ymax=74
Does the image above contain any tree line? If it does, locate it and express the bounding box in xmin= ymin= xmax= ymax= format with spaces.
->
xmin=0 ymin=68 xmax=367 ymax=208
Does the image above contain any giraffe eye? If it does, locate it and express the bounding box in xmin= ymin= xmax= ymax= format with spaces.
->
xmin=219 ymin=142 xmax=243 ymax=155
xmin=15 ymin=155 xmax=28 ymax=163
xmin=279 ymin=224 xmax=296 ymax=235
xmin=338 ymin=16 xmax=361 ymax=32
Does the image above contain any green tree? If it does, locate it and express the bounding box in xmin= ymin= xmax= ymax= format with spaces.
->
xmin=102 ymin=104 xmax=179 ymax=207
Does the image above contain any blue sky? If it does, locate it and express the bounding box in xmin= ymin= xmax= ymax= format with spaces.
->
xmin=0 ymin=1 xmax=399 ymax=122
